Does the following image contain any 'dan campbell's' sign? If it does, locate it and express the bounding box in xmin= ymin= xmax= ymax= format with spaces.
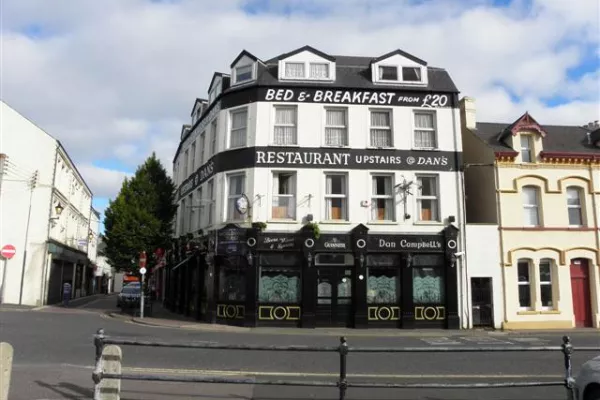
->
xmin=260 ymin=88 xmax=454 ymax=108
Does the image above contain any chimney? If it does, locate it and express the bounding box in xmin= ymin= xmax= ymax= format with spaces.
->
xmin=587 ymin=131 xmax=592 ymax=145
xmin=459 ymin=97 xmax=477 ymax=130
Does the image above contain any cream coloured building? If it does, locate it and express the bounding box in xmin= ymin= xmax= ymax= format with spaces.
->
xmin=460 ymin=97 xmax=600 ymax=330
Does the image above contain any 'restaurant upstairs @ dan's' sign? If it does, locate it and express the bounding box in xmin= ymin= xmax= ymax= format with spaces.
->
xmin=177 ymin=146 xmax=461 ymax=200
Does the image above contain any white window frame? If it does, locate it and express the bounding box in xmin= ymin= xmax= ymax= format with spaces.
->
xmin=369 ymin=109 xmax=393 ymax=148
xmin=229 ymin=107 xmax=248 ymax=149
xmin=190 ymin=140 xmax=196 ymax=172
xmin=272 ymin=171 xmax=297 ymax=220
xmin=539 ymin=259 xmax=553 ymax=310
xmin=188 ymin=192 xmax=195 ymax=233
xmin=183 ymin=149 xmax=189 ymax=178
xmin=210 ymin=119 xmax=217 ymax=157
xmin=517 ymin=259 xmax=533 ymax=310
xmin=227 ymin=173 xmax=246 ymax=221
xmin=415 ymin=175 xmax=440 ymax=222
xmin=377 ymin=65 xmax=399 ymax=81
xmin=199 ymin=132 xmax=205 ymax=165
xmin=324 ymin=173 xmax=348 ymax=221
xmin=413 ymin=111 xmax=438 ymax=149
xmin=273 ymin=106 xmax=298 ymax=145
xmin=279 ymin=60 xmax=335 ymax=81
xmin=372 ymin=63 xmax=426 ymax=85
xmin=522 ymin=185 xmax=541 ymax=227
xmin=520 ymin=135 xmax=533 ymax=163
xmin=324 ymin=107 xmax=348 ymax=147
xmin=197 ymin=186 xmax=203 ymax=229
xmin=566 ymin=186 xmax=584 ymax=226
xmin=207 ymin=179 xmax=215 ymax=226
xmin=370 ymin=174 xmax=395 ymax=222
xmin=179 ymin=198 xmax=186 ymax=235
xmin=233 ymin=64 xmax=255 ymax=85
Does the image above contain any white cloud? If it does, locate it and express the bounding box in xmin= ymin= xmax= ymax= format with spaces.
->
xmin=1 ymin=0 xmax=599 ymax=200
xmin=77 ymin=164 xmax=132 ymax=198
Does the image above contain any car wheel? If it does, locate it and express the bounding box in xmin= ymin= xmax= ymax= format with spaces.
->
xmin=585 ymin=385 xmax=600 ymax=400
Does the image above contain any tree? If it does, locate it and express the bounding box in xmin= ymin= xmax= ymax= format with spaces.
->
xmin=102 ymin=153 xmax=177 ymax=273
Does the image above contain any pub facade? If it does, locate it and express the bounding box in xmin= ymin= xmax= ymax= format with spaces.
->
xmin=166 ymin=46 xmax=465 ymax=329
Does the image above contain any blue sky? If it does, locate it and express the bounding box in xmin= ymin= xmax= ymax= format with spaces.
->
xmin=2 ymin=0 xmax=599 ymax=233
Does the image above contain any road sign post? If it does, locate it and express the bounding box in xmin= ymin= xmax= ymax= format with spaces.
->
xmin=0 ymin=245 xmax=16 ymax=304
xmin=139 ymin=252 xmax=147 ymax=319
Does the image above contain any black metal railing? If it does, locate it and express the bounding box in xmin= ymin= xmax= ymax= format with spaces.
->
xmin=91 ymin=328 xmax=599 ymax=400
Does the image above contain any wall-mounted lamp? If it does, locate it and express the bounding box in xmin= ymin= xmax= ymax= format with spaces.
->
xmin=50 ymin=202 xmax=64 ymax=221
xmin=307 ymin=253 xmax=313 ymax=268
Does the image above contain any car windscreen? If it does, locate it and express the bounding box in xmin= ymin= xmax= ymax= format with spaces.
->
xmin=121 ymin=287 xmax=140 ymax=294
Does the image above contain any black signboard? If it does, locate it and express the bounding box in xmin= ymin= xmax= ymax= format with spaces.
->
xmin=255 ymin=147 xmax=457 ymax=170
xmin=367 ymin=235 xmax=444 ymax=252
xmin=316 ymin=235 xmax=351 ymax=252
xmin=258 ymin=234 xmax=299 ymax=251
xmin=216 ymin=226 xmax=247 ymax=256
xmin=178 ymin=146 xmax=462 ymax=200
xmin=258 ymin=87 xmax=456 ymax=108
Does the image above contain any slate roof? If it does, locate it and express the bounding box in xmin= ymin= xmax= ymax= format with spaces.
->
xmin=252 ymin=49 xmax=459 ymax=93
xmin=474 ymin=122 xmax=600 ymax=154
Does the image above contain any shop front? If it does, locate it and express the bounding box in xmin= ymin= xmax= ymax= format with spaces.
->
xmin=168 ymin=222 xmax=460 ymax=329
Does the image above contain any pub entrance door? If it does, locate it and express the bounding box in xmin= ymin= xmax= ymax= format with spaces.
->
xmin=316 ymin=267 xmax=353 ymax=327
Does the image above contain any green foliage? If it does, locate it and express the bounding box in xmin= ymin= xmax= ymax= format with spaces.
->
xmin=252 ymin=221 xmax=267 ymax=231
xmin=304 ymin=222 xmax=321 ymax=239
xmin=102 ymin=153 xmax=177 ymax=273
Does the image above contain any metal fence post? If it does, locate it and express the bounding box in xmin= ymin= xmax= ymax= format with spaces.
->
xmin=92 ymin=328 xmax=105 ymax=400
xmin=338 ymin=336 xmax=348 ymax=400
xmin=561 ymin=335 xmax=575 ymax=400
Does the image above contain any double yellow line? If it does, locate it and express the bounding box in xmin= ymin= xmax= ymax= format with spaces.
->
xmin=121 ymin=367 xmax=562 ymax=379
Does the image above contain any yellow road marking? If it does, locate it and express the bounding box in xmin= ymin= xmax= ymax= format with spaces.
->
xmin=120 ymin=367 xmax=562 ymax=379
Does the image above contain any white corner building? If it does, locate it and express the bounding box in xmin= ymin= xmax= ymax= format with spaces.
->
xmin=168 ymin=46 xmax=469 ymax=330
xmin=0 ymin=100 xmax=96 ymax=306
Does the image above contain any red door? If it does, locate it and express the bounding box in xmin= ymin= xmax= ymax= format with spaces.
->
xmin=570 ymin=259 xmax=592 ymax=328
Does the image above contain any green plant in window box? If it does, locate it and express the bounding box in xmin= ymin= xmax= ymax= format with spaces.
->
xmin=252 ymin=221 xmax=267 ymax=232
xmin=303 ymin=222 xmax=321 ymax=239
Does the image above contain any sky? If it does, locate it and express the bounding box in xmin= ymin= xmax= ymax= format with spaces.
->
xmin=1 ymin=0 xmax=599 ymax=232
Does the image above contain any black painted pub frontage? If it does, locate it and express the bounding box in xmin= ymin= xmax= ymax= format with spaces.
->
xmin=164 ymin=223 xmax=460 ymax=329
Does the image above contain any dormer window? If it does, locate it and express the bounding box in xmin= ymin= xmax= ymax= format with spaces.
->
xmin=284 ymin=62 xmax=305 ymax=79
xmin=402 ymin=67 xmax=422 ymax=82
xmin=378 ymin=66 xmax=397 ymax=81
xmin=234 ymin=64 xmax=254 ymax=84
xmin=282 ymin=61 xmax=332 ymax=81
xmin=520 ymin=135 xmax=533 ymax=162
xmin=377 ymin=65 xmax=423 ymax=83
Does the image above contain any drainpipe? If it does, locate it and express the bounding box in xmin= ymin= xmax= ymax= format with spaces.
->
xmin=493 ymin=161 xmax=509 ymax=326
xmin=39 ymin=144 xmax=59 ymax=305
xmin=451 ymin=106 xmax=468 ymax=329
xmin=588 ymin=163 xmax=600 ymax=264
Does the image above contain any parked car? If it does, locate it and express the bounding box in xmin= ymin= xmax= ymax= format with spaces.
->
xmin=116 ymin=284 xmax=149 ymax=309
xmin=575 ymin=355 xmax=600 ymax=400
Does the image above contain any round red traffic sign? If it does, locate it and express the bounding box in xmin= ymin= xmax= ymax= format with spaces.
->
xmin=139 ymin=251 xmax=147 ymax=268
xmin=1 ymin=244 xmax=16 ymax=260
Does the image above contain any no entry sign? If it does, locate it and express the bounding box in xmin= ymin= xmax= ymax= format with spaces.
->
xmin=1 ymin=244 xmax=16 ymax=260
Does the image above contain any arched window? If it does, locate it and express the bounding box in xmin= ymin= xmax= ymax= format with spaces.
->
xmin=566 ymin=186 xmax=584 ymax=226
xmin=522 ymin=185 xmax=541 ymax=226
xmin=538 ymin=258 xmax=554 ymax=309
xmin=517 ymin=259 xmax=532 ymax=309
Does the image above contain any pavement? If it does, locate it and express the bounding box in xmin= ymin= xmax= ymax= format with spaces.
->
xmin=1 ymin=294 xmax=599 ymax=399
